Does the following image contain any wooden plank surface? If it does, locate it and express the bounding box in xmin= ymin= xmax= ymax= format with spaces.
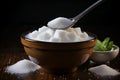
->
xmin=0 ymin=47 xmax=120 ymax=80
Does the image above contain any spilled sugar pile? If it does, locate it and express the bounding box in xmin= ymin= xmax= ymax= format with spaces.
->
xmin=88 ymin=64 xmax=120 ymax=77
xmin=5 ymin=59 xmax=40 ymax=74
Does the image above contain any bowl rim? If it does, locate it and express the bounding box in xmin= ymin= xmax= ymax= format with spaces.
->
xmin=93 ymin=45 xmax=119 ymax=53
xmin=21 ymin=31 xmax=97 ymax=44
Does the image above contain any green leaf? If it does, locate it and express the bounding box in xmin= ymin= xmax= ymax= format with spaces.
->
xmin=94 ymin=37 xmax=114 ymax=51
xmin=106 ymin=41 xmax=113 ymax=51
xmin=101 ymin=37 xmax=110 ymax=50
xmin=94 ymin=39 xmax=103 ymax=51
xmin=102 ymin=37 xmax=110 ymax=46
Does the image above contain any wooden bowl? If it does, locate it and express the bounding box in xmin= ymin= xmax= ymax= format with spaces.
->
xmin=20 ymin=31 xmax=97 ymax=74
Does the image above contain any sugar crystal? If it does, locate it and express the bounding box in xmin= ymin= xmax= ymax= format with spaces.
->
xmin=5 ymin=59 xmax=40 ymax=74
xmin=88 ymin=64 xmax=120 ymax=76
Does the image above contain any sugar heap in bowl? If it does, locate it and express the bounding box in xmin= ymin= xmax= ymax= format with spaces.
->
xmin=21 ymin=17 xmax=97 ymax=74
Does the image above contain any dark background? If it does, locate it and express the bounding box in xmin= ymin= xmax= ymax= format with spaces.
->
xmin=0 ymin=0 xmax=120 ymax=48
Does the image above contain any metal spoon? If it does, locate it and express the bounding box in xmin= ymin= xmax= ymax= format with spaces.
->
xmin=48 ymin=0 xmax=104 ymax=29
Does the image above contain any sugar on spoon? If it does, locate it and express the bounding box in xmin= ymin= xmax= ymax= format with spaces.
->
xmin=47 ymin=0 xmax=104 ymax=30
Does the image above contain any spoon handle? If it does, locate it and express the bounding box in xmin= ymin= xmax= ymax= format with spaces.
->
xmin=73 ymin=0 xmax=104 ymax=23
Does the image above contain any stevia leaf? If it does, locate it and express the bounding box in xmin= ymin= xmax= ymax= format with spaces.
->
xmin=102 ymin=37 xmax=110 ymax=47
xmin=106 ymin=41 xmax=113 ymax=51
xmin=94 ymin=37 xmax=114 ymax=51
xmin=96 ymin=39 xmax=102 ymax=45
xmin=94 ymin=39 xmax=103 ymax=51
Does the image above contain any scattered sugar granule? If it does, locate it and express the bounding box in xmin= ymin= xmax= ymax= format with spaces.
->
xmin=88 ymin=64 xmax=120 ymax=76
xmin=5 ymin=59 xmax=41 ymax=74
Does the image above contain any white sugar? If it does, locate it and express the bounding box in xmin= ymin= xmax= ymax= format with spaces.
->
xmin=47 ymin=17 xmax=72 ymax=29
xmin=26 ymin=26 xmax=92 ymax=42
xmin=25 ymin=16 xmax=93 ymax=42
xmin=88 ymin=64 xmax=120 ymax=76
xmin=5 ymin=59 xmax=40 ymax=74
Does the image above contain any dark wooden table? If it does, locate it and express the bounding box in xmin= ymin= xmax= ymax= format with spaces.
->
xmin=0 ymin=47 xmax=120 ymax=80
